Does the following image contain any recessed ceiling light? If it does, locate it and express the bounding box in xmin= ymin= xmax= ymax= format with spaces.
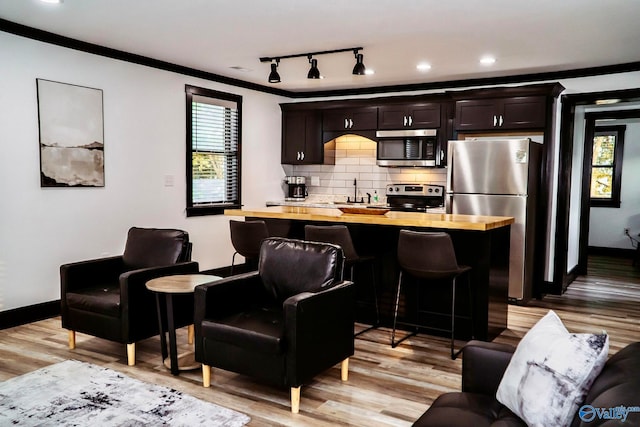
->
xmin=416 ymin=63 xmax=432 ymax=72
xmin=40 ymin=0 xmax=63 ymax=3
xmin=480 ymin=56 xmax=496 ymax=65
xmin=230 ymin=66 xmax=252 ymax=72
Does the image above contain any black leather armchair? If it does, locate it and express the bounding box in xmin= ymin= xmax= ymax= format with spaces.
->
xmin=60 ymin=227 xmax=199 ymax=365
xmin=194 ymin=237 xmax=354 ymax=414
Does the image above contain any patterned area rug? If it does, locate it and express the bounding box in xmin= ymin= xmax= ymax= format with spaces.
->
xmin=0 ymin=360 xmax=250 ymax=426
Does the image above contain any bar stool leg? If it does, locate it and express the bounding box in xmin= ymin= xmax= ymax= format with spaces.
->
xmin=391 ymin=271 xmax=417 ymax=347
xmin=230 ymin=252 xmax=238 ymax=276
xmin=391 ymin=271 xmax=403 ymax=347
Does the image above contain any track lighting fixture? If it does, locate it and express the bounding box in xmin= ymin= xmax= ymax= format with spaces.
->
xmin=259 ymin=47 xmax=365 ymax=84
xmin=268 ymin=59 xmax=281 ymax=83
xmin=352 ymin=51 xmax=366 ymax=75
xmin=307 ymin=56 xmax=320 ymax=79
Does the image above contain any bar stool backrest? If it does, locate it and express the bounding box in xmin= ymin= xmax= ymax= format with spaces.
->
xmin=230 ymin=220 xmax=269 ymax=259
xmin=397 ymin=230 xmax=465 ymax=279
xmin=304 ymin=225 xmax=359 ymax=263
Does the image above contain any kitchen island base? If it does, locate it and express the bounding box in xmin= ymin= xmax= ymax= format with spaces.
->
xmin=228 ymin=207 xmax=512 ymax=342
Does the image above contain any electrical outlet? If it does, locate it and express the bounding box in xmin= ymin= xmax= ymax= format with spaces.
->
xmin=624 ymin=228 xmax=630 ymax=235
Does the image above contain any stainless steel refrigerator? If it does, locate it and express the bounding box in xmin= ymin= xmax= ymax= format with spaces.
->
xmin=446 ymin=139 xmax=542 ymax=302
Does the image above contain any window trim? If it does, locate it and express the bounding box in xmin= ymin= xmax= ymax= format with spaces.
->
xmin=185 ymin=84 xmax=242 ymax=217
xmin=588 ymin=125 xmax=625 ymax=208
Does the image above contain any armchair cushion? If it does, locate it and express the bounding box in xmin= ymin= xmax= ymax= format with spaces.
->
xmin=122 ymin=227 xmax=189 ymax=269
xmin=201 ymin=305 xmax=284 ymax=354
xmin=259 ymin=237 xmax=344 ymax=303
xmin=65 ymin=283 xmax=120 ymax=317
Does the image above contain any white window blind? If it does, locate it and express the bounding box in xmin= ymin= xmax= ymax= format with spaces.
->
xmin=186 ymin=86 xmax=242 ymax=216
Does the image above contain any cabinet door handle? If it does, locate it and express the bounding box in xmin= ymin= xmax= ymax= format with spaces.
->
xmin=408 ymin=115 xmax=413 ymax=126
xmin=297 ymin=151 xmax=301 ymax=160
xmin=499 ymin=115 xmax=504 ymax=126
xmin=344 ymin=118 xmax=349 ymax=129
xmin=301 ymin=151 xmax=305 ymax=160
xmin=403 ymin=116 xmax=408 ymax=126
xmin=349 ymin=119 xmax=354 ymax=128
xmin=493 ymin=115 xmax=497 ymax=127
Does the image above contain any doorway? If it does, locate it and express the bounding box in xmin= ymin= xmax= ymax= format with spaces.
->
xmin=553 ymin=89 xmax=640 ymax=294
xmin=580 ymin=112 xmax=640 ymax=275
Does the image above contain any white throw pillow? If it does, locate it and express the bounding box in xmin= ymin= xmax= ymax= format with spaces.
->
xmin=496 ymin=310 xmax=609 ymax=427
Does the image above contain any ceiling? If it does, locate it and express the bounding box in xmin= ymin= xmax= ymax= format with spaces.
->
xmin=2 ymin=0 xmax=640 ymax=95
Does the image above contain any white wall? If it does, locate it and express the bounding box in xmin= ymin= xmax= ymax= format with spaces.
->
xmin=0 ymin=32 xmax=286 ymax=312
xmin=589 ymin=119 xmax=640 ymax=249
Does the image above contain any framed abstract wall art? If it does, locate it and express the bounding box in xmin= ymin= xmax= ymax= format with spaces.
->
xmin=37 ymin=79 xmax=105 ymax=187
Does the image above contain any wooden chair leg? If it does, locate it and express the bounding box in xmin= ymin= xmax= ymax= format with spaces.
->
xmin=291 ymin=386 xmax=301 ymax=414
xmin=68 ymin=330 xmax=76 ymax=349
xmin=341 ymin=358 xmax=349 ymax=381
xmin=202 ymin=364 xmax=211 ymax=387
xmin=188 ymin=324 xmax=194 ymax=345
xmin=126 ymin=343 xmax=135 ymax=366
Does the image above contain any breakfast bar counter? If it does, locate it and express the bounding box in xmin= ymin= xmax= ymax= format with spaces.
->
xmin=225 ymin=206 xmax=514 ymax=341
xmin=225 ymin=206 xmax=513 ymax=231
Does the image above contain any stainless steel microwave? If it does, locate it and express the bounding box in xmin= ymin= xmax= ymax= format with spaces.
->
xmin=375 ymin=129 xmax=442 ymax=167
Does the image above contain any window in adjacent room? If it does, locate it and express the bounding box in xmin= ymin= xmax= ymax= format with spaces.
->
xmin=186 ymin=85 xmax=242 ymax=216
xmin=589 ymin=125 xmax=625 ymax=208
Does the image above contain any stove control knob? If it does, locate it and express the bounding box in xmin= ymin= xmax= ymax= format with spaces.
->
xmin=387 ymin=187 xmax=393 ymax=193
xmin=434 ymin=187 xmax=440 ymax=193
xmin=428 ymin=188 xmax=433 ymax=193
xmin=395 ymin=186 xmax=400 ymax=192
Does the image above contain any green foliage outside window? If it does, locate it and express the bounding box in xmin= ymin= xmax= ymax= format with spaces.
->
xmin=590 ymin=135 xmax=615 ymax=199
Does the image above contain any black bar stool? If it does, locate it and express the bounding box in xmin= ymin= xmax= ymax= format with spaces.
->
xmin=392 ymin=230 xmax=474 ymax=359
xmin=305 ymin=224 xmax=380 ymax=336
xmin=229 ymin=219 xmax=269 ymax=275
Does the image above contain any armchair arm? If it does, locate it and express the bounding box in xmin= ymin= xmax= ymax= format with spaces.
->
xmin=60 ymin=255 xmax=125 ymax=294
xmin=461 ymin=340 xmax=516 ymax=395
xmin=283 ymin=280 xmax=355 ymax=386
xmin=119 ymin=261 xmax=200 ymax=311
xmin=193 ymin=272 xmax=266 ymax=325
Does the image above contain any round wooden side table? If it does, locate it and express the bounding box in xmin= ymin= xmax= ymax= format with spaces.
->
xmin=146 ymin=274 xmax=221 ymax=375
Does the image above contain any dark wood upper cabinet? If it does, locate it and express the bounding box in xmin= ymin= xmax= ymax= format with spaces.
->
xmin=454 ymin=96 xmax=547 ymax=131
xmin=322 ymin=107 xmax=378 ymax=131
xmin=281 ymin=109 xmax=323 ymax=164
xmin=378 ymin=103 xmax=441 ymax=129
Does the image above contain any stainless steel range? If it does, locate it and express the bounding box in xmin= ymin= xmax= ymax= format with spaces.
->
xmin=385 ymin=183 xmax=445 ymax=212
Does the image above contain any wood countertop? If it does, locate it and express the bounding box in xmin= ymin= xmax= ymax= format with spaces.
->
xmin=225 ymin=206 xmax=513 ymax=231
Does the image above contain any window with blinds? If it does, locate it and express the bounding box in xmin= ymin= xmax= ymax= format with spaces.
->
xmin=186 ymin=85 xmax=242 ymax=216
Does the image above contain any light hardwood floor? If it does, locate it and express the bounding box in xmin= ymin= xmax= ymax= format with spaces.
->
xmin=1 ymin=256 xmax=639 ymax=426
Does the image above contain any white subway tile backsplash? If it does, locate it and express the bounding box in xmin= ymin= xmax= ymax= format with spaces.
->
xmin=290 ymin=135 xmax=447 ymax=199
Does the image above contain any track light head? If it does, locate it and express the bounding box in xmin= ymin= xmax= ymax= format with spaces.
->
xmin=352 ymin=52 xmax=366 ymax=75
xmin=268 ymin=60 xmax=281 ymax=83
xmin=307 ymin=57 xmax=320 ymax=79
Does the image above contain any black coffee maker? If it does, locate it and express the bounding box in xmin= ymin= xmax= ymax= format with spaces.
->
xmin=285 ymin=176 xmax=307 ymax=200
